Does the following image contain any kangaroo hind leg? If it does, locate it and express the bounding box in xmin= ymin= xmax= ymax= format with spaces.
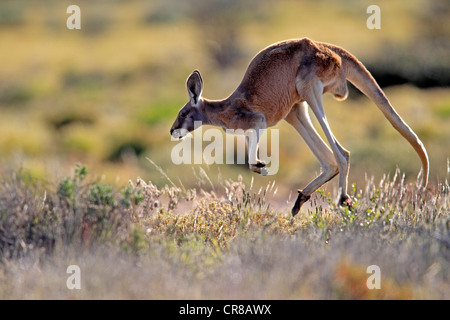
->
xmin=302 ymin=80 xmax=352 ymax=209
xmin=285 ymin=102 xmax=339 ymax=216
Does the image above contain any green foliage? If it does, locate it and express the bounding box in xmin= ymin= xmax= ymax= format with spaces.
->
xmin=57 ymin=163 xmax=88 ymax=202
xmin=89 ymin=184 xmax=114 ymax=206
xmin=434 ymin=101 xmax=450 ymax=118
xmin=120 ymin=185 xmax=145 ymax=208
xmin=138 ymin=99 xmax=182 ymax=126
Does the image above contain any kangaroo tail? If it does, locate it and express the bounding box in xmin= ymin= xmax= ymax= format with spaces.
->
xmin=320 ymin=42 xmax=429 ymax=187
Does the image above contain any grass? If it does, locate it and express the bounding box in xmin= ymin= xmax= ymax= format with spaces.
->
xmin=0 ymin=0 xmax=449 ymax=300
xmin=0 ymin=164 xmax=448 ymax=299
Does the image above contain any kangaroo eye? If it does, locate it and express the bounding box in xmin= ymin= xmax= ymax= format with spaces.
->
xmin=180 ymin=111 xmax=188 ymax=118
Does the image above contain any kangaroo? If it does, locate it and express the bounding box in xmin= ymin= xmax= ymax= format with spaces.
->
xmin=170 ymin=38 xmax=429 ymax=216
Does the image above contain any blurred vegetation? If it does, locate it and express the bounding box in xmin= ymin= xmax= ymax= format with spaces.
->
xmin=0 ymin=0 xmax=449 ymax=193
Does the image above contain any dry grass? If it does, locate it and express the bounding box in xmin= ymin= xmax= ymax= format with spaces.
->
xmin=0 ymin=164 xmax=448 ymax=299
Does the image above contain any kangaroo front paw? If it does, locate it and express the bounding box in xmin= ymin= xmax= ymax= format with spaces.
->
xmin=249 ymin=162 xmax=268 ymax=175
xmin=291 ymin=191 xmax=311 ymax=216
xmin=255 ymin=160 xmax=266 ymax=168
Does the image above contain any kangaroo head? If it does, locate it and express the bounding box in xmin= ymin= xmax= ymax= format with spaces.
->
xmin=170 ymin=70 xmax=206 ymax=139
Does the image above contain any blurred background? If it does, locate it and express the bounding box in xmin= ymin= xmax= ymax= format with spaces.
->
xmin=0 ymin=0 xmax=449 ymax=195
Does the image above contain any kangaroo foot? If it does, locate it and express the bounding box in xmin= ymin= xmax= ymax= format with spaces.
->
xmin=291 ymin=190 xmax=311 ymax=217
xmin=339 ymin=194 xmax=353 ymax=208
xmin=249 ymin=161 xmax=268 ymax=175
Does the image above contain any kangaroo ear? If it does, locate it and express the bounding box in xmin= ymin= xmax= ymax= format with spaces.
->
xmin=186 ymin=70 xmax=203 ymax=107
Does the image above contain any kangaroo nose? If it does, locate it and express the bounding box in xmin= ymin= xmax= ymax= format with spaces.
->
xmin=170 ymin=128 xmax=174 ymax=135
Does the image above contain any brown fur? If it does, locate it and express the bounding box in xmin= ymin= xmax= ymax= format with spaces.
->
xmin=193 ymin=38 xmax=347 ymax=128
xmin=170 ymin=37 xmax=429 ymax=214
